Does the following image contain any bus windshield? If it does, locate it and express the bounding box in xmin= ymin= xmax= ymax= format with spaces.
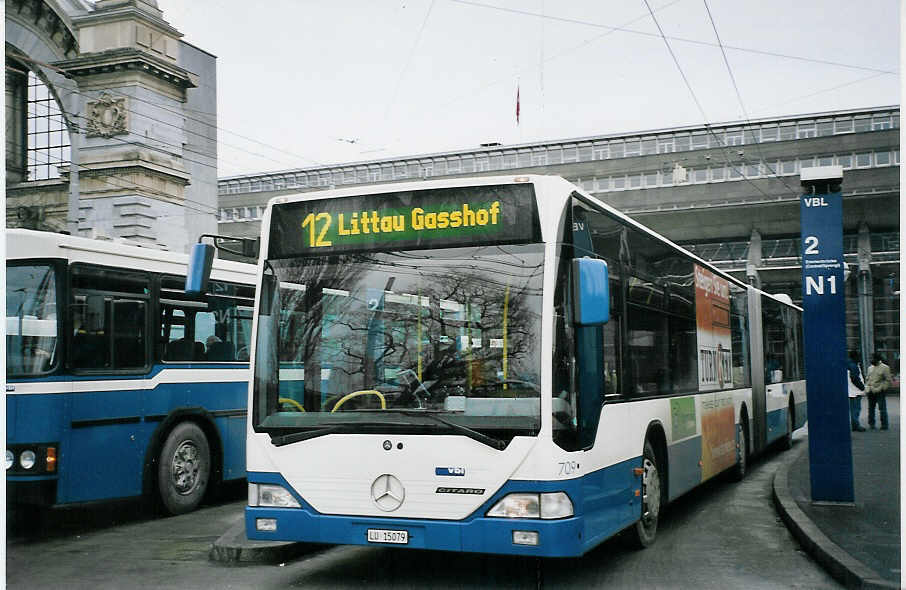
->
xmin=7 ymin=263 xmax=59 ymax=376
xmin=253 ymin=244 xmax=544 ymax=446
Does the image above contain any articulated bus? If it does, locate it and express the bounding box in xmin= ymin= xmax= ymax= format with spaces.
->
xmin=6 ymin=229 xmax=256 ymax=514
xmin=234 ymin=175 xmax=805 ymax=556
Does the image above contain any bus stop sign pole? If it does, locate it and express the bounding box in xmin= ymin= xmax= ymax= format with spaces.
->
xmin=800 ymin=165 xmax=854 ymax=503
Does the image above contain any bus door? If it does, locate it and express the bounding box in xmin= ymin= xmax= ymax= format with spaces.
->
xmin=65 ymin=265 xmax=151 ymax=503
xmin=746 ymin=288 xmax=767 ymax=454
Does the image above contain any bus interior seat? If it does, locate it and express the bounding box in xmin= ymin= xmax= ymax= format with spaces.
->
xmin=115 ymin=336 xmax=145 ymax=367
xmin=165 ymin=338 xmax=199 ymax=361
xmin=206 ymin=340 xmax=235 ymax=361
xmin=72 ymin=333 xmax=108 ymax=368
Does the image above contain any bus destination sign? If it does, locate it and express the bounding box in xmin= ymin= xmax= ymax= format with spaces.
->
xmin=268 ymin=184 xmax=541 ymax=258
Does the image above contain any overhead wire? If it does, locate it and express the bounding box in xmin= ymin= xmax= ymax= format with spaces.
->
xmin=8 ymin=64 xmax=286 ymax=184
xmin=381 ymin=0 xmax=437 ymax=137
xmin=20 ymin=106 xmax=225 ymax=217
xmin=21 ymin=143 xmax=222 ymax=225
xmin=6 ymin=48 xmax=326 ymax=170
xmin=641 ymin=0 xmax=789 ymax=201
xmin=449 ymin=0 xmax=898 ymax=76
xmin=425 ymin=0 xmax=684 ymax=132
xmin=701 ymin=0 xmax=798 ymax=196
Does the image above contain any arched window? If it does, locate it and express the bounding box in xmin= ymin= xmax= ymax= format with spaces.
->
xmin=26 ymin=71 xmax=71 ymax=181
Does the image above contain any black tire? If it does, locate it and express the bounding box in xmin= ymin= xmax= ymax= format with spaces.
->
xmin=780 ymin=403 xmax=794 ymax=451
xmin=628 ymin=440 xmax=662 ymax=549
xmin=730 ymin=417 xmax=748 ymax=482
xmin=157 ymin=422 xmax=210 ymax=515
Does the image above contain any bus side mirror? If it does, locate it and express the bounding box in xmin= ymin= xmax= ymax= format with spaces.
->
xmin=242 ymin=237 xmax=260 ymax=259
xmin=185 ymin=242 xmax=215 ymax=296
xmin=259 ymin=273 xmax=277 ymax=316
xmin=572 ymin=258 xmax=610 ymax=325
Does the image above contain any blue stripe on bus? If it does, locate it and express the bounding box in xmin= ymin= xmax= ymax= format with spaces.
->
xmin=247 ymin=458 xmax=641 ymax=558
xmin=7 ymin=377 xmax=249 ymax=505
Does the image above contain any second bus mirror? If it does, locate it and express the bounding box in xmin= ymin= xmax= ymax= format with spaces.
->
xmin=572 ymin=258 xmax=610 ymax=326
xmin=185 ymin=243 xmax=215 ymax=296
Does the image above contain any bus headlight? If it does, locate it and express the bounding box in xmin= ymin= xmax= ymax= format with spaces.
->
xmin=6 ymin=450 xmax=14 ymax=470
xmin=248 ymin=483 xmax=301 ymax=508
xmin=20 ymin=450 xmax=36 ymax=470
xmin=487 ymin=492 xmax=573 ymax=519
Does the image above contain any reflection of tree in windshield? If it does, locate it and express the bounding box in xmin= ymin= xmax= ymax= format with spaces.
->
xmin=267 ymin=245 xmax=543 ymax=415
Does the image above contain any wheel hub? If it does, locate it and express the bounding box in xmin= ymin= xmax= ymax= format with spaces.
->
xmin=642 ymin=457 xmax=660 ymax=522
xmin=171 ymin=440 xmax=200 ymax=495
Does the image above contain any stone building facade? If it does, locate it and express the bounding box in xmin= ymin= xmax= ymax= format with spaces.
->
xmin=216 ymin=106 xmax=900 ymax=369
xmin=5 ymin=0 xmax=217 ymax=252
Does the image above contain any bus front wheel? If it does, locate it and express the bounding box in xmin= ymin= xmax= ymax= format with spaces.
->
xmin=157 ymin=422 xmax=211 ymax=515
xmin=629 ymin=440 xmax=661 ymax=548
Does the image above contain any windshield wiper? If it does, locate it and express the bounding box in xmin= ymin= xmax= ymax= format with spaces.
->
xmin=271 ymin=425 xmax=348 ymax=447
xmin=391 ymin=410 xmax=508 ymax=450
xmin=269 ymin=420 xmax=421 ymax=447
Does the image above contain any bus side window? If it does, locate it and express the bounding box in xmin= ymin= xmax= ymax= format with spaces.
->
xmin=206 ymin=281 xmax=254 ymax=363
xmin=70 ymin=264 xmax=150 ymax=372
xmin=159 ymin=278 xmax=254 ymax=363
xmin=762 ymin=298 xmax=785 ymax=383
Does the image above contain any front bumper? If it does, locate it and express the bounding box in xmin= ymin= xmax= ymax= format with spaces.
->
xmin=7 ymin=476 xmax=57 ymax=507
xmin=246 ymin=505 xmax=585 ymax=557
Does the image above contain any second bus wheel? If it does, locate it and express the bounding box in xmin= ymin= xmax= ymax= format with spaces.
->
xmin=157 ymin=422 xmax=211 ymax=515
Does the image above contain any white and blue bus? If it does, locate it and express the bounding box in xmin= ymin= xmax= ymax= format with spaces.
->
xmin=6 ymin=229 xmax=256 ymax=514
xmin=233 ymin=175 xmax=805 ymax=556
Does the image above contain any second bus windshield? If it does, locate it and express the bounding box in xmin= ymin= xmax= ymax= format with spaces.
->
xmin=254 ymin=244 xmax=544 ymax=442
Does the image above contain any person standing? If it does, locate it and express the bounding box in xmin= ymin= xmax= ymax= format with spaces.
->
xmin=865 ymin=352 xmax=893 ymax=430
xmin=847 ymin=350 xmax=866 ymax=431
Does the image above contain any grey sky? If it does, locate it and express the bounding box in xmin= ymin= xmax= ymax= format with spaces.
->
xmin=156 ymin=0 xmax=900 ymax=178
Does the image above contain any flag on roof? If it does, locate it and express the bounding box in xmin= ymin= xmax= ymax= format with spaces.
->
xmin=516 ymin=84 xmax=521 ymax=125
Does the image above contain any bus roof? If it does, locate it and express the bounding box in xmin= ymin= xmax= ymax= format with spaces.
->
xmin=6 ymin=229 xmax=256 ymax=284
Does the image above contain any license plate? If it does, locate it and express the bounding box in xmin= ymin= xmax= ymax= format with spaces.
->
xmin=367 ymin=528 xmax=409 ymax=544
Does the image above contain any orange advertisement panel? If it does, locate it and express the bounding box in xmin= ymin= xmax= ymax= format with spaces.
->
xmin=695 ymin=264 xmax=732 ymax=391
xmin=701 ymin=399 xmax=736 ymax=479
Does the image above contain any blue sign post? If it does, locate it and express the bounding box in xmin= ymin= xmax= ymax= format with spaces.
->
xmin=800 ymin=166 xmax=854 ymax=503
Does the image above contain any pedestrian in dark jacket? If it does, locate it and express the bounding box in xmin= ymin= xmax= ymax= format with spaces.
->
xmin=847 ymin=350 xmax=866 ymax=431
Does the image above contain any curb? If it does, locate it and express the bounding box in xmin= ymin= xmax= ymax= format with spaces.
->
xmin=209 ymin=517 xmax=325 ymax=565
xmin=771 ymin=445 xmax=899 ymax=590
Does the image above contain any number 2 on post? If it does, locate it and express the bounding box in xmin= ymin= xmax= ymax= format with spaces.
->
xmin=301 ymin=212 xmax=333 ymax=247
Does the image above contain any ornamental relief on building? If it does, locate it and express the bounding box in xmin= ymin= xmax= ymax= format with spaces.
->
xmin=85 ymin=93 xmax=128 ymax=137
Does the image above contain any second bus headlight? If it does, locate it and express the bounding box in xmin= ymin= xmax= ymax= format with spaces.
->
xmin=248 ymin=483 xmax=301 ymax=508
xmin=487 ymin=492 xmax=573 ymax=519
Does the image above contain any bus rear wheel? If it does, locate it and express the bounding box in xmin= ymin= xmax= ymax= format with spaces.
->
xmin=781 ymin=403 xmax=794 ymax=451
xmin=629 ymin=440 xmax=661 ymax=548
xmin=158 ymin=422 xmax=210 ymax=515
xmin=730 ymin=418 xmax=749 ymax=482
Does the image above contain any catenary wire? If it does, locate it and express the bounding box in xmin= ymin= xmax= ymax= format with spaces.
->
xmin=449 ymin=0 xmax=898 ymax=76
xmin=6 ymin=49 xmax=325 ymax=170
xmin=701 ymin=0 xmax=798 ymax=196
xmin=641 ymin=0 xmax=789 ymax=201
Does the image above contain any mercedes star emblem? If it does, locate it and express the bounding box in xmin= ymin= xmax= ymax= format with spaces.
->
xmin=371 ymin=474 xmax=405 ymax=511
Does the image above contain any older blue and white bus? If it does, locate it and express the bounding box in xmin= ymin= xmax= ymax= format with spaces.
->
xmin=233 ymin=175 xmax=805 ymax=556
xmin=6 ymin=229 xmax=256 ymax=514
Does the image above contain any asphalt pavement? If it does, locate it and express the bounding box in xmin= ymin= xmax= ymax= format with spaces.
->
xmin=773 ymin=395 xmax=901 ymax=589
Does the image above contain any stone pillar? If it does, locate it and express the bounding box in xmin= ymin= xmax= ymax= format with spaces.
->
xmin=52 ymin=0 xmax=201 ymax=251
xmin=746 ymin=229 xmax=762 ymax=289
xmin=6 ymin=66 xmax=28 ymax=184
xmin=857 ymin=222 xmax=874 ymax=365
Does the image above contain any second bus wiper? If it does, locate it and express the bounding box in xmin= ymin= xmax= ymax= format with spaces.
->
xmin=391 ymin=410 xmax=508 ymax=450
xmin=270 ymin=420 xmax=425 ymax=447
xmin=271 ymin=425 xmax=348 ymax=447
